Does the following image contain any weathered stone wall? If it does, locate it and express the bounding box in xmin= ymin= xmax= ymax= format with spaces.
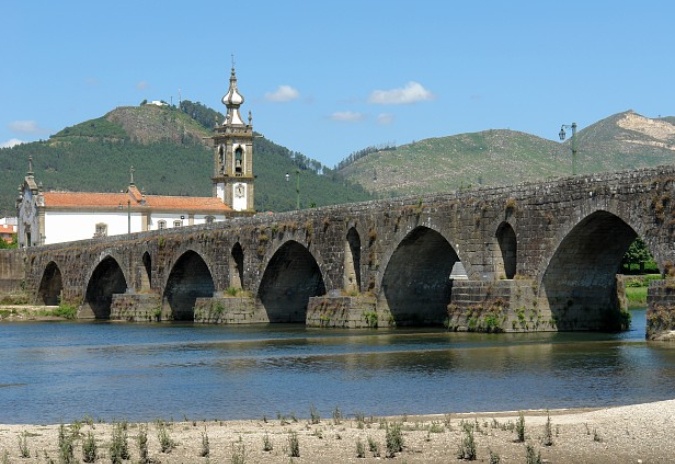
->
xmin=647 ymin=280 xmax=675 ymax=340
xmin=306 ymin=295 xmax=377 ymax=328
xmin=194 ymin=297 xmax=267 ymax=324
xmin=0 ymin=250 xmax=25 ymax=295
xmin=110 ymin=293 xmax=162 ymax=322
xmin=10 ymin=165 xmax=675 ymax=337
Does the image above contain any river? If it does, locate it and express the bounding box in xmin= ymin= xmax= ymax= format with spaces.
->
xmin=1 ymin=308 xmax=674 ymax=424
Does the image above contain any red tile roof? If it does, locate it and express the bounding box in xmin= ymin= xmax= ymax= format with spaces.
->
xmin=43 ymin=190 xmax=233 ymax=213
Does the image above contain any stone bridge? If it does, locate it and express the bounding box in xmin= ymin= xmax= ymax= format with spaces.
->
xmin=15 ymin=165 xmax=675 ymax=339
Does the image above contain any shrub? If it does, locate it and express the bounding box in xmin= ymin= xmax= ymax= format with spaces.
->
xmin=157 ymin=421 xmax=175 ymax=453
xmin=262 ymin=434 xmax=273 ymax=452
xmin=515 ymin=411 xmax=526 ymax=442
xmin=385 ymin=422 xmax=403 ymax=458
xmin=457 ymin=422 xmax=476 ymax=460
xmin=58 ymin=424 xmax=75 ymax=464
xmin=363 ymin=310 xmax=378 ymax=328
xmin=53 ymin=304 xmax=78 ymax=319
xmin=231 ymin=436 xmax=245 ymax=464
xmin=525 ymin=444 xmax=542 ymax=464
xmin=543 ymin=411 xmax=553 ymax=446
xmin=332 ymin=406 xmax=343 ymax=425
xmin=81 ymin=431 xmax=97 ymax=463
xmin=367 ymin=436 xmax=380 ymax=457
xmin=309 ymin=404 xmax=321 ymax=424
xmin=287 ymin=431 xmax=300 ymax=457
xmin=200 ymin=431 xmax=210 ymax=457
xmin=354 ymin=437 xmax=366 ymax=458
xmin=110 ymin=421 xmax=130 ymax=463
xmin=137 ymin=424 xmax=149 ymax=464
xmin=18 ymin=431 xmax=30 ymax=458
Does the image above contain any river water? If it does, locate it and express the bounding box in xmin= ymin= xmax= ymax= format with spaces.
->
xmin=1 ymin=308 xmax=674 ymax=424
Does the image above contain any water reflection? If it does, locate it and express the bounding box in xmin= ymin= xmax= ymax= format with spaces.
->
xmin=1 ymin=309 xmax=674 ymax=424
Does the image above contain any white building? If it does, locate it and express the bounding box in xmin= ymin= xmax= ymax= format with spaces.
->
xmin=17 ymin=65 xmax=255 ymax=247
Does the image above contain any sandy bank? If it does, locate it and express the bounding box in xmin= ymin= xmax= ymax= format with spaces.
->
xmin=1 ymin=400 xmax=673 ymax=463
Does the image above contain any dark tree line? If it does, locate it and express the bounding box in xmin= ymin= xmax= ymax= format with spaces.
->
xmin=179 ymin=100 xmax=224 ymax=129
xmin=334 ymin=143 xmax=397 ymax=171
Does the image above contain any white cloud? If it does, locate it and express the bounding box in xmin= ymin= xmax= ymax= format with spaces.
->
xmin=376 ymin=113 xmax=394 ymax=125
xmin=9 ymin=120 xmax=40 ymax=134
xmin=330 ymin=111 xmax=365 ymax=122
xmin=1 ymin=138 xmax=24 ymax=148
xmin=265 ymin=85 xmax=300 ymax=102
xmin=368 ymin=81 xmax=434 ymax=105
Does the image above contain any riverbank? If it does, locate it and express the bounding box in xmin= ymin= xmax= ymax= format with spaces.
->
xmin=0 ymin=305 xmax=63 ymax=321
xmin=1 ymin=400 xmax=673 ymax=463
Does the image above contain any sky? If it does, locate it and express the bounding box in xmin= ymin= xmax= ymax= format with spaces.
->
xmin=2 ymin=1 xmax=674 ymax=169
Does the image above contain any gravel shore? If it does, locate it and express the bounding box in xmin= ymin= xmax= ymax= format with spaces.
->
xmin=1 ymin=399 xmax=673 ymax=463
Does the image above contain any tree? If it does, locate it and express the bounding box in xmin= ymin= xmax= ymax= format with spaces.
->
xmin=622 ymin=237 xmax=653 ymax=273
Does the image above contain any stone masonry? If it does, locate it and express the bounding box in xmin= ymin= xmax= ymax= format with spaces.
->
xmin=11 ymin=165 xmax=675 ymax=339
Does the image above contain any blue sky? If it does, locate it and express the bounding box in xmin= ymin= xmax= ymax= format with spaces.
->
xmin=2 ymin=1 xmax=674 ymax=168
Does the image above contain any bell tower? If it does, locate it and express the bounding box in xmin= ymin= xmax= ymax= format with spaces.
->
xmin=211 ymin=64 xmax=254 ymax=212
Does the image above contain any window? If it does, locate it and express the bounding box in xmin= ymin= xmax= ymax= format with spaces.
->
xmin=94 ymin=223 xmax=108 ymax=238
xmin=173 ymin=220 xmax=182 ymax=228
xmin=205 ymin=215 xmax=215 ymax=225
xmin=158 ymin=220 xmax=166 ymax=230
xmin=235 ymin=146 xmax=243 ymax=175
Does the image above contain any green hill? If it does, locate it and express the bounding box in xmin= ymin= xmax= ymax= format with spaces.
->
xmin=3 ymin=106 xmax=675 ymax=218
xmin=0 ymin=102 xmax=372 ymax=216
xmin=336 ymin=110 xmax=675 ymax=197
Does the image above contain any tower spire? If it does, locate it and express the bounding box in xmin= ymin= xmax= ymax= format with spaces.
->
xmin=221 ymin=60 xmax=245 ymax=126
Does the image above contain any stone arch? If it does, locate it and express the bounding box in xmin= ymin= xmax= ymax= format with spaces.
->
xmin=495 ymin=222 xmax=517 ymax=279
xmin=380 ymin=226 xmax=460 ymax=326
xmin=540 ymin=210 xmax=636 ymax=331
xmin=84 ymin=256 xmax=127 ymax=319
xmin=257 ymin=240 xmax=326 ymax=322
xmin=37 ymin=261 xmax=62 ymax=305
xmin=163 ymin=250 xmax=215 ymax=321
xmin=344 ymin=227 xmax=361 ymax=293
xmin=230 ymin=242 xmax=244 ymax=289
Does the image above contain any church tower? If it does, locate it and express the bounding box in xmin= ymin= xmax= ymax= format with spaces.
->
xmin=211 ymin=65 xmax=255 ymax=212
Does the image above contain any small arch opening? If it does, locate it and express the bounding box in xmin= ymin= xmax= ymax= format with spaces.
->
xmin=496 ymin=222 xmax=517 ymax=279
xmin=38 ymin=261 xmax=62 ymax=306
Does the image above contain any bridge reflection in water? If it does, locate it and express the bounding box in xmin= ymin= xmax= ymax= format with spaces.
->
xmin=1 ymin=309 xmax=673 ymax=425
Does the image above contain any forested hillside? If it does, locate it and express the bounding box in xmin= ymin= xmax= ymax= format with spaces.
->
xmin=0 ymin=101 xmax=372 ymax=216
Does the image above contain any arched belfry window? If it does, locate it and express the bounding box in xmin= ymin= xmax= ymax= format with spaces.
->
xmin=218 ymin=145 xmax=225 ymax=172
xmin=235 ymin=146 xmax=243 ymax=175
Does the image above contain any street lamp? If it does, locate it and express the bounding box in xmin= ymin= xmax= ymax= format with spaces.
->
xmin=127 ymin=200 xmax=131 ymax=235
xmin=285 ymin=169 xmax=300 ymax=209
xmin=559 ymin=122 xmax=578 ymax=176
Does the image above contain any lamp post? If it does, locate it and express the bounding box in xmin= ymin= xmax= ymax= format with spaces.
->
xmin=559 ymin=122 xmax=578 ymax=176
xmin=127 ymin=200 xmax=131 ymax=235
xmin=285 ymin=169 xmax=300 ymax=210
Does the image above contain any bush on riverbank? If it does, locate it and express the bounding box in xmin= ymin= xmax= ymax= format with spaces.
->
xmin=624 ymin=274 xmax=661 ymax=308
